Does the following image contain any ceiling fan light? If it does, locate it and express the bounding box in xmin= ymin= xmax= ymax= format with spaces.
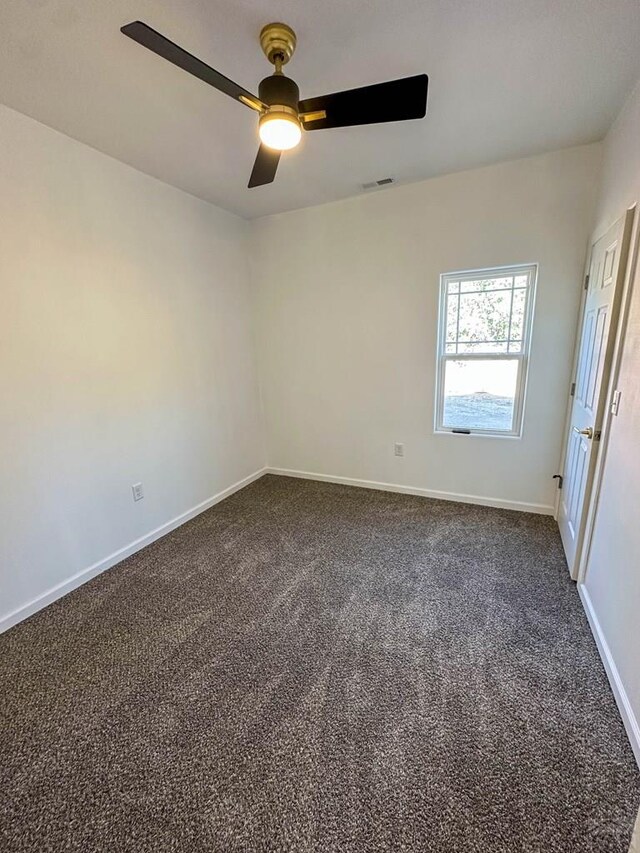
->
xmin=259 ymin=111 xmax=301 ymax=151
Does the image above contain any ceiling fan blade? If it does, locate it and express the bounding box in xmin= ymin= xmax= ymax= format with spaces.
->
xmin=248 ymin=145 xmax=281 ymax=188
xmin=299 ymin=74 xmax=428 ymax=130
xmin=121 ymin=21 xmax=264 ymax=111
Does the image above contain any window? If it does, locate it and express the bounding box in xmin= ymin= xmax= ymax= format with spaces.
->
xmin=435 ymin=264 xmax=537 ymax=436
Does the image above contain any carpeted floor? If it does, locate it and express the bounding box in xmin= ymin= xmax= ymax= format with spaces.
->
xmin=1 ymin=475 xmax=639 ymax=852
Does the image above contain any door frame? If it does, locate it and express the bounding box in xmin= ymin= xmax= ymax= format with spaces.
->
xmin=554 ymin=204 xmax=637 ymax=581
xmin=578 ymin=203 xmax=639 ymax=584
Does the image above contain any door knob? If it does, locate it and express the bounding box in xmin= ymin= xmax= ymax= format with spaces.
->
xmin=573 ymin=426 xmax=593 ymax=439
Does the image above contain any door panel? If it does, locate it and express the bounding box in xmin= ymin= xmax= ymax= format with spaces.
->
xmin=561 ymin=430 xmax=588 ymax=545
xmin=558 ymin=212 xmax=632 ymax=577
xmin=574 ymin=310 xmax=594 ymax=404
xmin=585 ymin=306 xmax=607 ymax=411
xmin=602 ymin=242 xmax=616 ymax=288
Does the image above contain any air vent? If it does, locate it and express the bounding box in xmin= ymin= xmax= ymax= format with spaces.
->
xmin=362 ymin=177 xmax=395 ymax=190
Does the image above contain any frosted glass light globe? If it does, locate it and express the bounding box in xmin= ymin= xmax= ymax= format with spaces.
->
xmin=259 ymin=114 xmax=302 ymax=151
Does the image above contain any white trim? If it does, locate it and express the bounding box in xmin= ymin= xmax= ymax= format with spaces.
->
xmin=578 ymin=584 xmax=640 ymax=768
xmin=0 ymin=467 xmax=268 ymax=634
xmin=267 ymin=467 xmax=554 ymax=515
xmin=629 ymin=808 xmax=640 ymax=853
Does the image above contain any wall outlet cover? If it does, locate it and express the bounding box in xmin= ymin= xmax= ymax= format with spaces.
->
xmin=132 ymin=482 xmax=144 ymax=502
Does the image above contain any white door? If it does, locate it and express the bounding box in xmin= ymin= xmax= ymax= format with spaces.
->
xmin=558 ymin=213 xmax=632 ymax=577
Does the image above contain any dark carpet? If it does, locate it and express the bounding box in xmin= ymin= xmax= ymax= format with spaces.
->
xmin=1 ymin=475 xmax=638 ymax=852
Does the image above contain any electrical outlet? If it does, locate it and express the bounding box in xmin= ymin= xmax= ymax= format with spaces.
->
xmin=132 ymin=482 xmax=144 ymax=502
xmin=394 ymin=443 xmax=404 ymax=457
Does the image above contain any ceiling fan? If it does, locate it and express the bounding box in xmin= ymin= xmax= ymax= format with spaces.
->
xmin=121 ymin=21 xmax=429 ymax=189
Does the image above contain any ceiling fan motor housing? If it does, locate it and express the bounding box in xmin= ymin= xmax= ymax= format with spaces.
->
xmin=257 ymin=74 xmax=302 ymax=149
xmin=258 ymin=74 xmax=300 ymax=113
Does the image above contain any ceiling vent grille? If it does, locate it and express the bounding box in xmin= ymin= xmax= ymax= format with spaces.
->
xmin=362 ymin=177 xmax=395 ymax=190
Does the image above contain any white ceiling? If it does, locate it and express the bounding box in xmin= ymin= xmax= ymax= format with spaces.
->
xmin=1 ymin=0 xmax=639 ymax=219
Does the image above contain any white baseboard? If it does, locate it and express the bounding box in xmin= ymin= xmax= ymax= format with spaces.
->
xmin=630 ymin=809 xmax=640 ymax=853
xmin=0 ymin=467 xmax=268 ymax=635
xmin=579 ymin=584 xmax=640 ymax=768
xmin=267 ymin=467 xmax=555 ymax=515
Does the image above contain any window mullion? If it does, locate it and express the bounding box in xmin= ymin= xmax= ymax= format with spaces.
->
xmin=506 ymin=280 xmax=514 ymax=353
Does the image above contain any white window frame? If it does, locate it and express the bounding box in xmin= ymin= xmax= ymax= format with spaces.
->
xmin=434 ymin=264 xmax=538 ymax=438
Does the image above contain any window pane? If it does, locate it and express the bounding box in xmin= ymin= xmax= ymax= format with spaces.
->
xmin=446 ymin=293 xmax=459 ymax=341
xmin=457 ymin=289 xmax=512 ymax=347
xmin=442 ymin=359 xmax=519 ymax=431
xmin=510 ymin=288 xmax=526 ymax=340
xmin=460 ymin=276 xmax=513 ymax=293
xmin=448 ymin=281 xmax=460 ymax=294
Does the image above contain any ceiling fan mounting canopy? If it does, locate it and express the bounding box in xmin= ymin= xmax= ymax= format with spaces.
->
xmin=259 ymin=22 xmax=297 ymax=67
xmin=120 ymin=19 xmax=429 ymax=187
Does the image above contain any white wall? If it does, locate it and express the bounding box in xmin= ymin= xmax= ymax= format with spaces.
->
xmin=0 ymin=103 xmax=265 ymax=631
xmin=251 ymin=145 xmax=601 ymax=512
xmin=580 ymin=80 xmax=640 ymax=765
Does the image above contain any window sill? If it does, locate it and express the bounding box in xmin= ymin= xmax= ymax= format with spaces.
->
xmin=433 ymin=429 xmax=523 ymax=440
